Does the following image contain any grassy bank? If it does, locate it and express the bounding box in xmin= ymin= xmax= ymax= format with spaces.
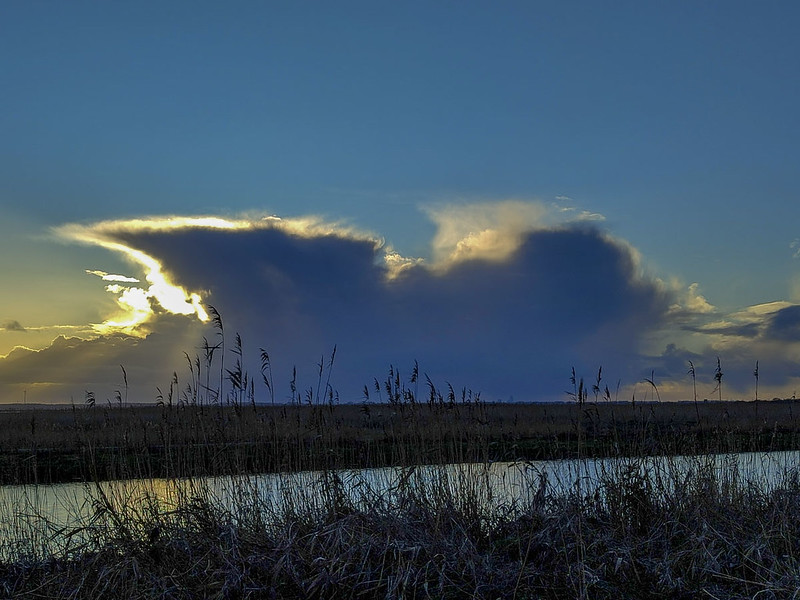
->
xmin=1 ymin=453 xmax=800 ymax=599
xmin=2 ymin=340 xmax=800 ymax=598
xmin=1 ymin=396 xmax=800 ymax=485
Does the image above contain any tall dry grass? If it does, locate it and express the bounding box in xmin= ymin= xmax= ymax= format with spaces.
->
xmin=2 ymin=451 xmax=800 ymax=598
xmin=0 ymin=320 xmax=800 ymax=598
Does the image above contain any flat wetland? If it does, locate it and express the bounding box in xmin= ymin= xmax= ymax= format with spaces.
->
xmin=1 ymin=397 xmax=799 ymax=485
xmin=3 ymin=396 xmax=800 ymax=599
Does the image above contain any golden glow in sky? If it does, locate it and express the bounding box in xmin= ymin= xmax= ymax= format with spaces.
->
xmin=56 ymin=217 xmax=243 ymax=334
xmin=54 ymin=204 xmax=620 ymax=335
xmin=54 ymin=214 xmax=387 ymax=335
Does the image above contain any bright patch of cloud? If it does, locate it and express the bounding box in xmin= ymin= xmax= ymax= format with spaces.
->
xmin=100 ymin=285 xmax=153 ymax=331
xmin=669 ymin=282 xmax=716 ymax=316
xmin=680 ymin=301 xmax=792 ymax=341
xmin=56 ymin=217 xmax=252 ymax=333
xmin=425 ymin=200 xmax=549 ymax=265
xmin=685 ymin=283 xmax=715 ymax=314
xmin=424 ymin=199 xmax=607 ymax=267
xmin=383 ymin=249 xmax=424 ymax=279
xmin=729 ymin=301 xmax=794 ymax=322
xmin=86 ymin=270 xmax=140 ymax=283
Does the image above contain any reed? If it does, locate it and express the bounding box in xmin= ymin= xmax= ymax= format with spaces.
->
xmin=3 ymin=450 xmax=800 ymax=598
xmin=0 ymin=327 xmax=799 ymax=598
xmin=1 ymin=393 xmax=800 ymax=485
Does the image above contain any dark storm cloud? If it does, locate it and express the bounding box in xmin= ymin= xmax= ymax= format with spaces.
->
xmin=763 ymin=305 xmax=800 ymax=341
xmin=109 ymin=221 xmax=674 ymax=401
xmin=2 ymin=320 xmax=26 ymax=332
xmin=645 ymin=343 xmax=703 ymax=379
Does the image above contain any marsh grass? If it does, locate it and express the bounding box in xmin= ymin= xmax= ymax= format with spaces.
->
xmin=1 ymin=332 xmax=800 ymax=597
xmin=3 ymin=452 xmax=800 ymax=598
xmin=2 ymin=393 xmax=800 ymax=486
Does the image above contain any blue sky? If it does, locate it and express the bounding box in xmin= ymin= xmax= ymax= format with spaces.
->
xmin=2 ymin=1 xmax=800 ymax=403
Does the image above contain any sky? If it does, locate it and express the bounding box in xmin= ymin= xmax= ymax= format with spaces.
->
xmin=2 ymin=1 xmax=800 ymax=404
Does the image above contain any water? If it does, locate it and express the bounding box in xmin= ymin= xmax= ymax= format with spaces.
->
xmin=2 ymin=450 xmax=799 ymax=559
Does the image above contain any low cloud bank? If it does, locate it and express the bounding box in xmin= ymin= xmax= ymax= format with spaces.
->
xmin=1 ymin=320 xmax=26 ymax=333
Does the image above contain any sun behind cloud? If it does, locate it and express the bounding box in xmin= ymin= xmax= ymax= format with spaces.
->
xmin=55 ymin=218 xmax=226 ymax=334
xmin=54 ymin=214 xmax=393 ymax=336
xmin=25 ymin=201 xmax=800 ymax=405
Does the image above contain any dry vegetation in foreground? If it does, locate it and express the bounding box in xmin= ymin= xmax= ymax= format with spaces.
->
xmin=2 ymin=321 xmax=800 ymax=598
xmin=2 ymin=446 xmax=800 ymax=599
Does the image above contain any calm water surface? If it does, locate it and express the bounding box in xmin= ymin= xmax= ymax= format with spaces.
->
xmin=2 ymin=450 xmax=799 ymax=558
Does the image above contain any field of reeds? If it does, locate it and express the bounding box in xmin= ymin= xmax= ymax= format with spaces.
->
xmin=2 ymin=327 xmax=800 ymax=598
xmin=1 ymin=453 xmax=800 ymax=599
xmin=1 ymin=392 xmax=799 ymax=486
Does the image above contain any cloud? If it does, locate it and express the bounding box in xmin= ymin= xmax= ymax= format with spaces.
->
xmin=669 ymin=282 xmax=716 ymax=317
xmin=763 ymin=304 xmax=800 ymax=342
xmin=424 ymin=200 xmax=550 ymax=264
xmin=35 ymin=203 xmax=673 ymax=402
xmin=12 ymin=201 xmax=795 ymax=404
xmin=688 ymin=321 xmax=761 ymax=338
xmin=0 ymin=316 xmax=205 ymax=403
xmin=55 ymin=218 xmax=225 ymax=333
xmin=423 ymin=199 xmax=608 ymax=267
xmin=552 ymin=200 xmax=605 ymax=223
xmin=680 ymin=301 xmax=800 ymax=342
xmin=1 ymin=320 xmax=26 ymax=332
xmin=640 ymin=298 xmax=800 ymax=398
xmin=86 ymin=270 xmax=140 ymax=283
